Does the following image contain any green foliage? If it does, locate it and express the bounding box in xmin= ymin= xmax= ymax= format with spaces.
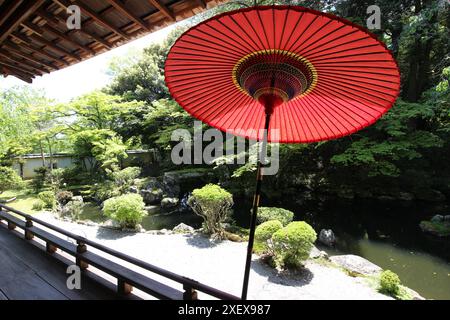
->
xmin=56 ymin=191 xmax=73 ymax=206
xmin=0 ymin=166 xmax=23 ymax=193
xmin=107 ymin=28 xmax=187 ymax=103
xmin=103 ymin=194 xmax=146 ymax=229
xmin=91 ymin=135 xmax=128 ymax=172
xmin=110 ymin=167 xmax=141 ymax=193
xmin=379 ymin=270 xmax=401 ymax=296
xmin=257 ymin=207 xmax=294 ymax=226
xmin=38 ymin=191 xmax=56 ymax=209
xmin=47 ymin=168 xmax=66 ymax=192
xmin=71 ymin=129 xmax=128 ymax=174
xmin=31 ymin=167 xmax=48 ymax=193
xmin=92 ymin=181 xmax=121 ymax=202
xmin=419 ymin=220 xmax=450 ymax=237
xmin=254 ymin=220 xmax=283 ymax=254
xmin=32 ymin=200 xmax=45 ymax=211
xmin=272 ymin=222 xmax=317 ymax=269
xmin=188 ymin=184 xmax=233 ymax=237
xmin=63 ymin=200 xmax=84 ymax=220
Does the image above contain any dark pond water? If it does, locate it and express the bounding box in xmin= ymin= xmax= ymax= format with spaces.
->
xmin=146 ymin=195 xmax=450 ymax=300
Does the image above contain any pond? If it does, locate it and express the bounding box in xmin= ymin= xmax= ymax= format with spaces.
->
xmin=232 ymin=196 xmax=450 ymax=300
xmin=79 ymin=196 xmax=450 ymax=300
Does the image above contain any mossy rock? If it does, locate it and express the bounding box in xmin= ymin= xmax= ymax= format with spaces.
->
xmin=419 ymin=220 xmax=450 ymax=237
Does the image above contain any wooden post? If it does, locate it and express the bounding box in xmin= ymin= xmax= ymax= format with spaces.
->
xmin=46 ymin=242 xmax=57 ymax=254
xmin=25 ymin=216 xmax=34 ymax=240
xmin=76 ymin=240 xmax=89 ymax=270
xmin=117 ymin=279 xmax=133 ymax=295
xmin=7 ymin=222 xmax=16 ymax=230
xmin=183 ymin=284 xmax=198 ymax=300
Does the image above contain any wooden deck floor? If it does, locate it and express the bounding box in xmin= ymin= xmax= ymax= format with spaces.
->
xmin=0 ymin=225 xmax=119 ymax=300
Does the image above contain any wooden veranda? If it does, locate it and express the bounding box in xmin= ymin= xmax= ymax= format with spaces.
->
xmin=0 ymin=0 xmax=227 ymax=83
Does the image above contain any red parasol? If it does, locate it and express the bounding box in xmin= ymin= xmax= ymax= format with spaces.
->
xmin=165 ymin=5 xmax=400 ymax=299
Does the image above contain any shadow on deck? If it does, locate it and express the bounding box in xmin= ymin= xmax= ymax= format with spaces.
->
xmin=0 ymin=225 xmax=119 ymax=300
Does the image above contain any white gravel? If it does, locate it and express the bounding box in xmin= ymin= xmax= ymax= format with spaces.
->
xmin=36 ymin=212 xmax=391 ymax=300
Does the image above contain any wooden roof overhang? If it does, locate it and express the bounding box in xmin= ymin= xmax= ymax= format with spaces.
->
xmin=0 ymin=0 xmax=227 ymax=83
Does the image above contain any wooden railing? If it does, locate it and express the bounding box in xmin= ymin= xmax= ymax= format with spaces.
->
xmin=0 ymin=203 xmax=239 ymax=300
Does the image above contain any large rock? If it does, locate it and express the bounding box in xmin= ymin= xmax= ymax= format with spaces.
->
xmin=71 ymin=196 xmax=84 ymax=204
xmin=416 ymin=190 xmax=446 ymax=202
xmin=129 ymin=186 xmax=138 ymax=194
xmin=444 ymin=215 xmax=450 ymax=222
xmin=431 ymin=215 xmax=444 ymax=223
xmin=309 ymin=245 xmax=328 ymax=259
xmin=330 ymin=254 xmax=382 ymax=275
xmin=162 ymin=169 xmax=213 ymax=197
xmin=398 ymin=192 xmax=414 ymax=201
xmin=161 ymin=197 xmax=179 ymax=210
xmin=162 ymin=173 xmax=181 ymax=197
xmin=318 ymin=229 xmax=336 ymax=247
xmin=173 ymin=223 xmax=195 ymax=234
xmin=140 ymin=188 xmax=163 ymax=205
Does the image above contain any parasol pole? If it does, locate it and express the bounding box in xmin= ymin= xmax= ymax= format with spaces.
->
xmin=242 ymin=107 xmax=272 ymax=300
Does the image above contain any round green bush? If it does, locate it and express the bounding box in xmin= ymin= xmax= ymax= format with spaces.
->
xmin=257 ymin=207 xmax=294 ymax=226
xmin=272 ymin=221 xmax=317 ymax=269
xmin=255 ymin=220 xmax=283 ymax=253
xmin=103 ymin=194 xmax=146 ymax=229
xmin=379 ymin=270 xmax=401 ymax=295
xmin=188 ymin=184 xmax=233 ymax=237
xmin=32 ymin=199 xmax=45 ymax=211
xmin=38 ymin=191 xmax=56 ymax=209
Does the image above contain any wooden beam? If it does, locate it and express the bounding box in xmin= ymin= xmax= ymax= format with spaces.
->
xmin=147 ymin=0 xmax=175 ymax=21
xmin=0 ymin=51 xmax=46 ymax=75
xmin=106 ymin=0 xmax=151 ymax=31
xmin=52 ymin=0 xmax=128 ymax=39
xmin=0 ymin=0 xmax=24 ymax=28
xmin=1 ymin=64 xmax=33 ymax=83
xmin=3 ymin=69 xmax=33 ymax=83
xmin=22 ymin=21 xmax=95 ymax=55
xmin=196 ymin=0 xmax=207 ymax=9
xmin=38 ymin=9 xmax=113 ymax=49
xmin=0 ymin=61 xmax=35 ymax=78
xmin=5 ymin=38 xmax=69 ymax=67
xmin=0 ymin=0 xmax=46 ymax=44
xmin=1 ymin=45 xmax=57 ymax=71
xmin=15 ymin=31 xmax=81 ymax=61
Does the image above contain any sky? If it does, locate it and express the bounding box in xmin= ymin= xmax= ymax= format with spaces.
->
xmin=0 ymin=23 xmax=178 ymax=102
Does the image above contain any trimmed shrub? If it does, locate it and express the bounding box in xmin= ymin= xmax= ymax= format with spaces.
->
xmin=255 ymin=220 xmax=283 ymax=253
xmin=56 ymin=191 xmax=74 ymax=206
xmin=0 ymin=166 xmax=23 ymax=193
xmin=103 ymin=194 xmax=146 ymax=229
xmin=188 ymin=184 xmax=233 ymax=238
xmin=272 ymin=221 xmax=317 ymax=269
xmin=63 ymin=200 xmax=84 ymax=220
xmin=257 ymin=207 xmax=294 ymax=226
xmin=38 ymin=191 xmax=56 ymax=209
xmin=47 ymin=168 xmax=65 ymax=192
xmin=379 ymin=270 xmax=401 ymax=295
xmin=32 ymin=199 xmax=45 ymax=211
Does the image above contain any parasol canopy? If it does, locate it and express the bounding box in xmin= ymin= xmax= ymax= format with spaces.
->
xmin=165 ymin=5 xmax=400 ymax=143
